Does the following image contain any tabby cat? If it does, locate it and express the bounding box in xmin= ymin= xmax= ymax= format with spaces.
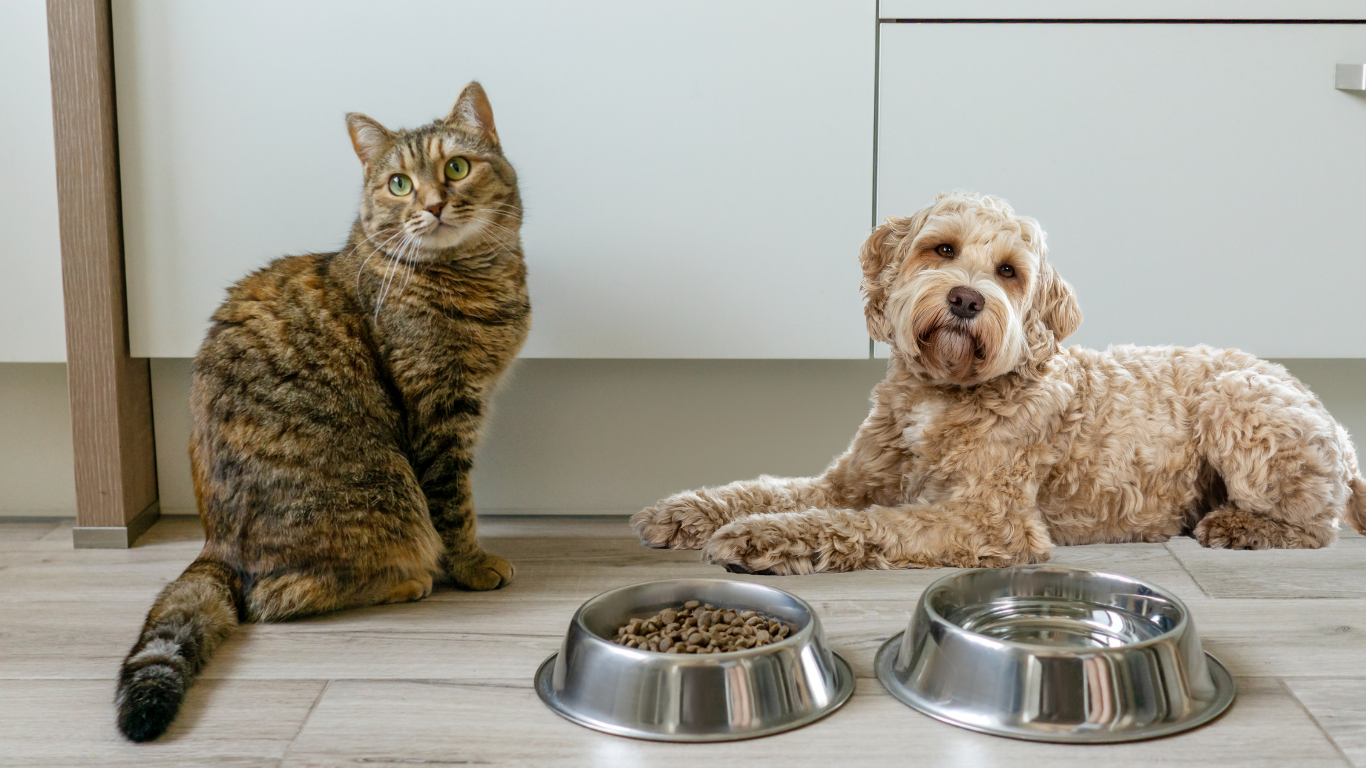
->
xmin=115 ymin=83 xmax=529 ymax=742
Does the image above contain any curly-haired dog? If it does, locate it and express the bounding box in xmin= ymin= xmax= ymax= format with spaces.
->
xmin=632 ymin=191 xmax=1366 ymax=574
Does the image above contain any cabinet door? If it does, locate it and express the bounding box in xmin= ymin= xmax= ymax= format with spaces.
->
xmin=876 ymin=23 xmax=1366 ymax=357
xmin=0 ymin=0 xmax=66 ymax=363
xmin=114 ymin=0 xmax=876 ymax=359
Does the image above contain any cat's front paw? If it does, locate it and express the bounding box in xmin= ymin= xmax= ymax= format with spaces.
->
xmin=449 ymin=551 xmax=515 ymax=590
xmin=631 ymin=493 xmax=724 ymax=550
xmin=702 ymin=516 xmax=818 ymax=575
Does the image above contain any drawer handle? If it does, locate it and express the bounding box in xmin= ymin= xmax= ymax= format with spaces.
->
xmin=1337 ymin=64 xmax=1366 ymax=92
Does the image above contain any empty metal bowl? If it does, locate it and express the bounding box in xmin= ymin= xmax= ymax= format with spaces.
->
xmin=535 ymin=578 xmax=854 ymax=742
xmin=876 ymin=565 xmax=1234 ymax=743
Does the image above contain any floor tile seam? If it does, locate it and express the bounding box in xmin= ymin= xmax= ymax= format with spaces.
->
xmin=1162 ymin=541 xmax=1213 ymax=598
xmin=279 ymin=679 xmax=331 ymax=762
xmin=297 ymin=677 xmax=545 ymax=689
xmin=1281 ymin=676 xmax=1357 ymax=767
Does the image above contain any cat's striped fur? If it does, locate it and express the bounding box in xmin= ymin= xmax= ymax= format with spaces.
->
xmin=116 ymin=83 xmax=529 ymax=742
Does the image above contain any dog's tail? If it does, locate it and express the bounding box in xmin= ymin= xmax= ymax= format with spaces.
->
xmin=1345 ymin=475 xmax=1366 ymax=536
xmin=116 ymin=555 xmax=241 ymax=742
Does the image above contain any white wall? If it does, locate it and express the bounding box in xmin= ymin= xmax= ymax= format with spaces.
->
xmin=0 ymin=0 xmax=67 ymax=363
xmin=879 ymin=0 xmax=1366 ymax=19
xmin=146 ymin=357 xmax=1366 ymax=517
xmin=0 ymin=365 xmax=76 ymax=516
xmin=113 ymin=0 xmax=877 ymax=360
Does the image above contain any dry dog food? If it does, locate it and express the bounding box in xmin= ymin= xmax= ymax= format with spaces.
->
xmin=612 ymin=600 xmax=795 ymax=653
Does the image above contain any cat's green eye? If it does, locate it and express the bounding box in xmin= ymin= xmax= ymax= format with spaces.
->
xmin=444 ymin=157 xmax=471 ymax=182
xmin=387 ymin=174 xmax=413 ymax=196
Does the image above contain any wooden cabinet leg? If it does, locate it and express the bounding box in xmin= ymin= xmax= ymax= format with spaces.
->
xmin=47 ymin=0 xmax=159 ymax=548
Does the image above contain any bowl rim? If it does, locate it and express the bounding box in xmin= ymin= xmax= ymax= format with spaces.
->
xmin=918 ymin=564 xmax=1192 ymax=654
xmin=570 ymin=577 xmax=820 ymax=661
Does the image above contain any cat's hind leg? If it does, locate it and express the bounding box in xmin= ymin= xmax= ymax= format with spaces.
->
xmin=246 ymin=563 xmax=438 ymax=621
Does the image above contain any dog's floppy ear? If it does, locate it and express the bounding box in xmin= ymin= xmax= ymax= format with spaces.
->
xmin=859 ymin=219 xmax=904 ymax=343
xmin=1037 ymin=260 xmax=1081 ymax=341
xmin=860 ymin=211 xmax=931 ymax=343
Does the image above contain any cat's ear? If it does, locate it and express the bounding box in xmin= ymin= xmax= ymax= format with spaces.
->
xmin=447 ymin=82 xmax=499 ymax=145
xmin=346 ymin=113 xmax=394 ymax=169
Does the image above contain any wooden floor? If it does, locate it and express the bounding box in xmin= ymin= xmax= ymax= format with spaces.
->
xmin=3 ymin=515 xmax=1366 ymax=767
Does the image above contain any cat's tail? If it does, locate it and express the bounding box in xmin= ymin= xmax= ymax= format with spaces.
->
xmin=116 ymin=555 xmax=241 ymax=742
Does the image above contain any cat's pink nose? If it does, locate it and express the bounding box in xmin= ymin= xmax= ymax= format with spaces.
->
xmin=424 ymin=202 xmax=444 ymax=216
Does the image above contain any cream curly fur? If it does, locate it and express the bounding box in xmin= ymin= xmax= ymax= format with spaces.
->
xmin=633 ymin=191 xmax=1366 ymax=574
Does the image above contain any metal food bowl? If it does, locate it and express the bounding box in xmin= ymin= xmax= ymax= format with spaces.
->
xmin=876 ymin=565 xmax=1235 ymax=743
xmin=535 ymin=578 xmax=854 ymax=742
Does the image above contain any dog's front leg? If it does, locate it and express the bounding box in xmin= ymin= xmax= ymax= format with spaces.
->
xmin=701 ymin=502 xmax=1054 ymax=574
xmin=632 ymin=476 xmax=839 ymax=550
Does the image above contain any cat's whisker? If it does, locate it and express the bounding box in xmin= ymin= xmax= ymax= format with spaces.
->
xmin=472 ymin=213 xmax=520 ymax=233
xmin=398 ymin=239 xmax=420 ymax=295
xmin=475 ymin=219 xmax=522 ymax=245
xmin=385 ymin=236 xmax=414 ymax=303
xmin=353 ymin=226 xmax=405 ymax=256
xmin=374 ymin=234 xmax=411 ymax=317
xmin=354 ymin=228 xmax=407 ymax=295
xmin=472 ymin=224 xmax=519 ymax=255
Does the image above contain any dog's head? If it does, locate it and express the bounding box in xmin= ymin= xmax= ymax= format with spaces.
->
xmin=861 ymin=192 xmax=1081 ymax=386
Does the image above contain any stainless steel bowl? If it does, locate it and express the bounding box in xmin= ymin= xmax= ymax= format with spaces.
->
xmin=535 ymin=578 xmax=854 ymax=742
xmin=876 ymin=565 xmax=1235 ymax=743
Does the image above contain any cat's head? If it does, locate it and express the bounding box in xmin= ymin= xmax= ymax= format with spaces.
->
xmin=346 ymin=82 xmax=519 ymax=261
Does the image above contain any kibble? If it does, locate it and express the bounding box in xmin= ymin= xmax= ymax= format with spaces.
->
xmin=612 ymin=603 xmax=796 ymax=654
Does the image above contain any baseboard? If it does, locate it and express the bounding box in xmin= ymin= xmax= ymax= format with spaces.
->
xmin=72 ymin=500 xmax=161 ymax=549
xmin=0 ymin=511 xmax=74 ymax=520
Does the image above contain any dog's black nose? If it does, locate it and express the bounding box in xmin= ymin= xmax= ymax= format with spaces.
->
xmin=947 ymin=286 xmax=985 ymax=319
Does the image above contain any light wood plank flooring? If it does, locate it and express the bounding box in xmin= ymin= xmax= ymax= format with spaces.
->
xmin=2 ymin=515 xmax=1364 ymax=767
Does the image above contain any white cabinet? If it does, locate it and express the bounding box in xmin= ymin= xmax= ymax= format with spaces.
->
xmin=876 ymin=21 xmax=1366 ymax=357
xmin=880 ymin=1 xmax=1366 ymax=21
xmin=0 ymin=0 xmax=66 ymax=363
xmin=113 ymin=0 xmax=876 ymax=359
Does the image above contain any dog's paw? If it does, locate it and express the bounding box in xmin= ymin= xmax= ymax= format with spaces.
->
xmin=1194 ymin=507 xmax=1281 ymax=550
xmin=702 ymin=517 xmax=819 ymax=575
xmin=449 ymin=551 xmax=514 ymax=591
xmin=631 ymin=494 xmax=724 ymax=550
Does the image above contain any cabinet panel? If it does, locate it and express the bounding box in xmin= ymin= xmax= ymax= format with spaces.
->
xmin=114 ymin=0 xmax=876 ymax=358
xmin=880 ymin=1 xmax=1366 ymax=21
xmin=877 ymin=23 xmax=1366 ymax=357
xmin=0 ymin=0 xmax=66 ymax=363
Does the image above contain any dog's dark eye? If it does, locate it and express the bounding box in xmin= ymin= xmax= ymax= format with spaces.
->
xmin=935 ymin=244 xmax=955 ymax=258
xmin=998 ymin=264 xmax=1015 ymax=278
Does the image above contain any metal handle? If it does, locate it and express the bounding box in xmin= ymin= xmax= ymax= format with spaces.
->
xmin=1337 ymin=64 xmax=1366 ymax=92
